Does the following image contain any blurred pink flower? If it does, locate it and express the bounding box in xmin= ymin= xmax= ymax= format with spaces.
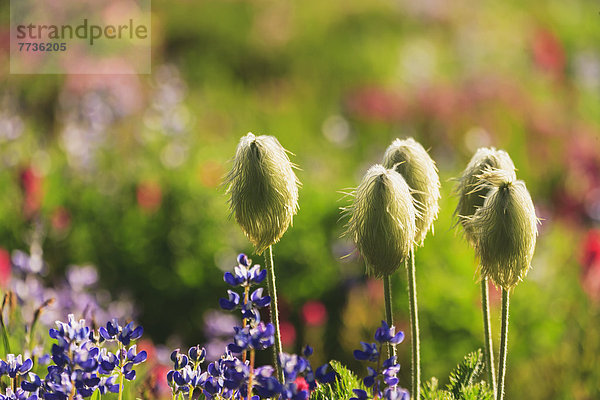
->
xmin=345 ymin=86 xmax=408 ymax=123
xmin=531 ymin=28 xmax=565 ymax=78
xmin=51 ymin=207 xmax=71 ymax=232
xmin=20 ymin=166 xmax=43 ymax=220
xmin=301 ymin=301 xmax=328 ymax=327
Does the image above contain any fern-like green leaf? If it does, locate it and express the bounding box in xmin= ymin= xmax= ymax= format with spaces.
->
xmin=459 ymin=381 xmax=494 ymax=400
xmin=446 ymin=349 xmax=485 ymax=399
xmin=421 ymin=377 xmax=454 ymax=400
xmin=310 ymin=360 xmax=367 ymax=400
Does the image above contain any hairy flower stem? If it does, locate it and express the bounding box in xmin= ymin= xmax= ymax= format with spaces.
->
xmin=497 ymin=289 xmax=510 ymax=400
xmin=242 ymin=286 xmax=249 ymax=363
xmin=481 ymin=278 xmax=497 ymax=397
xmin=406 ymin=248 xmax=420 ymax=399
xmin=383 ymin=275 xmax=396 ymax=359
xmin=118 ymin=343 xmax=125 ymax=400
xmin=247 ymin=349 xmax=255 ymax=400
xmin=265 ymin=245 xmax=284 ymax=383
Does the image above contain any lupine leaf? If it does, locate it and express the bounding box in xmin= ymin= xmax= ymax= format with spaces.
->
xmin=421 ymin=377 xmax=453 ymax=400
xmin=310 ymin=360 xmax=367 ymax=400
xmin=459 ymin=382 xmax=494 ymax=400
xmin=446 ymin=349 xmax=485 ymax=399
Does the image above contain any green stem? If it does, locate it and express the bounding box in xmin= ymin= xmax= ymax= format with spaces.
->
xmin=0 ymin=295 xmax=11 ymax=357
xmin=118 ymin=344 xmax=125 ymax=400
xmin=406 ymin=247 xmax=420 ymax=400
xmin=497 ymin=289 xmax=510 ymax=400
xmin=383 ymin=275 xmax=396 ymax=359
xmin=264 ymin=245 xmax=284 ymax=384
xmin=481 ymin=278 xmax=497 ymax=397
xmin=247 ymin=349 xmax=255 ymax=400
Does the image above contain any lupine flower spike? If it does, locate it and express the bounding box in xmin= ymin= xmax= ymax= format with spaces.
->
xmin=454 ymin=147 xmax=517 ymax=396
xmin=351 ymin=320 xmax=409 ymax=400
xmin=225 ymin=133 xmax=300 ymax=383
xmin=344 ymin=164 xmax=415 ymax=360
xmin=381 ymin=137 xmax=440 ymax=400
xmin=462 ymin=163 xmax=539 ymax=400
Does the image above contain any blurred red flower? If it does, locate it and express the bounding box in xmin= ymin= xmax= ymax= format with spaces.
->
xmin=0 ymin=248 xmax=11 ymax=288
xmin=294 ymin=376 xmax=309 ymax=393
xmin=280 ymin=320 xmax=296 ymax=347
xmin=301 ymin=301 xmax=328 ymax=327
xmin=581 ymin=229 xmax=600 ymax=301
xmin=137 ymin=181 xmax=163 ymax=213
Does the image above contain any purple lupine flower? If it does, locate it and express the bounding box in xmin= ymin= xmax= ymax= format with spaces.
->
xmin=253 ymin=366 xmax=282 ymax=398
xmin=223 ymin=254 xmax=267 ymax=288
xmin=99 ymin=319 xmax=143 ymax=346
xmin=353 ymin=341 xmax=379 ymax=362
xmin=219 ymin=290 xmax=241 ymax=311
xmin=375 ymin=321 xmax=405 ymax=345
xmin=0 ymin=387 xmax=37 ymax=400
xmin=228 ymin=322 xmax=275 ymax=353
xmin=383 ymin=386 xmax=410 ymax=400
xmin=381 ymin=357 xmax=401 ymax=386
xmin=350 ymin=389 xmax=370 ymax=400
xmin=0 ymin=355 xmax=33 ymax=378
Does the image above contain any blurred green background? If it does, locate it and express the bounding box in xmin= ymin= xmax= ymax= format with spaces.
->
xmin=1 ymin=0 xmax=600 ymax=398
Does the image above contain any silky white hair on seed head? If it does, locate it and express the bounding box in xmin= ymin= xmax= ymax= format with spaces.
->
xmin=454 ymin=147 xmax=516 ymax=244
xmin=465 ymin=168 xmax=539 ymax=289
xmin=225 ymin=133 xmax=300 ymax=254
xmin=344 ymin=164 xmax=416 ymax=278
xmin=382 ymin=138 xmax=440 ymax=246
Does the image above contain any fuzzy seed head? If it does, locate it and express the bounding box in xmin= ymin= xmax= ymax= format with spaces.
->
xmin=345 ymin=165 xmax=416 ymax=277
xmin=382 ymin=138 xmax=440 ymax=246
xmin=454 ymin=147 xmax=516 ymax=244
xmin=465 ymin=169 xmax=538 ymax=289
xmin=225 ymin=133 xmax=300 ymax=254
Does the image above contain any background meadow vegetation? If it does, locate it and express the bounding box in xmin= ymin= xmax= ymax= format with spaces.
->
xmin=0 ymin=0 xmax=599 ymax=398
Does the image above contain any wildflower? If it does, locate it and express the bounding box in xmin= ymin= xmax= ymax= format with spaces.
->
xmin=224 ymin=254 xmax=267 ymax=288
xmin=228 ymin=322 xmax=275 ymax=353
xmin=225 ymin=133 xmax=300 ymax=254
xmin=382 ymin=138 xmax=440 ymax=245
xmin=0 ymin=354 xmax=33 ymax=378
xmin=353 ymin=342 xmax=379 ymax=362
xmin=345 ymin=165 xmax=416 ymax=277
xmin=454 ymin=147 xmax=516 ymax=244
xmin=465 ymin=169 xmax=539 ymax=289
xmin=99 ymin=319 xmax=143 ymax=346
xmin=374 ymin=321 xmax=404 ymax=345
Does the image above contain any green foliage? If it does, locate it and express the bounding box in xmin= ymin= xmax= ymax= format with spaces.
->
xmin=421 ymin=350 xmax=493 ymax=400
xmin=310 ymin=360 xmax=367 ymax=400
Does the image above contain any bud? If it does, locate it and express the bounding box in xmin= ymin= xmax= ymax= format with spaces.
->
xmin=225 ymin=133 xmax=300 ymax=254
xmin=382 ymin=138 xmax=440 ymax=246
xmin=345 ymin=165 xmax=416 ymax=277
xmin=465 ymin=169 xmax=538 ymax=289
xmin=454 ymin=147 xmax=516 ymax=244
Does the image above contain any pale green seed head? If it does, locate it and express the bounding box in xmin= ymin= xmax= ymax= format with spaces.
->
xmin=465 ymin=169 xmax=538 ymax=289
xmin=454 ymin=147 xmax=516 ymax=244
xmin=344 ymin=164 xmax=416 ymax=277
xmin=225 ymin=132 xmax=300 ymax=254
xmin=382 ymin=138 xmax=440 ymax=246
